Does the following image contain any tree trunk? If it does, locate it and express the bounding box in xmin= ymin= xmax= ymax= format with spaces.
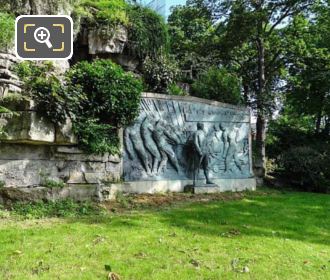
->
xmin=255 ymin=114 xmax=266 ymax=182
xmin=255 ymin=34 xmax=267 ymax=185
xmin=315 ymin=114 xmax=321 ymax=134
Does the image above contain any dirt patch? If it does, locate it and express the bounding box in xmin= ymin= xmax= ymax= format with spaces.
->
xmin=102 ymin=189 xmax=276 ymax=213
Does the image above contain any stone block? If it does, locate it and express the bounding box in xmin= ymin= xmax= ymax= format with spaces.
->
xmin=55 ymin=118 xmax=78 ymax=145
xmin=0 ymin=144 xmax=52 ymax=160
xmin=0 ymin=111 xmax=55 ymax=143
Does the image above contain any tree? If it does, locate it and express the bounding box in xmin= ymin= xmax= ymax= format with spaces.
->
xmin=168 ymin=0 xmax=215 ymax=78
xmin=191 ymin=67 xmax=242 ymax=104
xmin=286 ymin=5 xmax=330 ymax=135
xmin=209 ymin=0 xmax=314 ymax=182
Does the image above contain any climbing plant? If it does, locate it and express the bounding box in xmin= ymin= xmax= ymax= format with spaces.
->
xmin=79 ymin=0 xmax=129 ymax=26
xmin=16 ymin=60 xmax=142 ymax=154
xmin=76 ymin=1 xmax=169 ymax=60
xmin=0 ymin=13 xmax=15 ymax=50
xmin=65 ymin=59 xmax=142 ymax=154
xmin=126 ymin=5 xmax=169 ymax=59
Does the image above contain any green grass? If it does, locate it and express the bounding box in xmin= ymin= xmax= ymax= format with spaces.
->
xmin=0 ymin=190 xmax=329 ymax=279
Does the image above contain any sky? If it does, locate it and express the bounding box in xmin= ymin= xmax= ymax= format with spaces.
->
xmin=141 ymin=0 xmax=187 ymax=18
xmin=166 ymin=0 xmax=187 ymax=14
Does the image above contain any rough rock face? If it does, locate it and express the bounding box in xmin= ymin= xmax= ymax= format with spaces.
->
xmin=0 ymin=50 xmax=22 ymax=97
xmin=87 ymin=25 xmax=128 ymax=55
xmin=0 ymin=0 xmax=74 ymax=16
xmin=0 ymin=0 xmax=134 ymax=202
xmin=0 ymin=144 xmax=122 ymax=188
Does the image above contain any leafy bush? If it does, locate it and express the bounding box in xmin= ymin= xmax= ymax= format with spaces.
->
xmin=15 ymin=61 xmax=67 ymax=124
xmin=126 ymin=5 xmax=169 ymax=59
xmin=0 ymin=12 xmax=15 ymax=50
xmin=73 ymin=118 xmax=120 ymax=154
xmin=191 ymin=67 xmax=242 ymax=105
xmin=66 ymin=59 xmax=142 ymax=153
xmin=79 ymin=0 xmax=129 ymax=26
xmin=167 ymin=83 xmax=187 ymax=96
xmin=266 ymin=113 xmax=316 ymax=160
xmin=16 ymin=60 xmax=142 ymax=154
xmin=77 ymin=2 xmax=169 ymax=60
xmin=143 ymin=55 xmax=180 ymax=93
xmin=41 ymin=178 xmax=65 ymax=189
xmin=281 ymin=146 xmax=330 ymax=193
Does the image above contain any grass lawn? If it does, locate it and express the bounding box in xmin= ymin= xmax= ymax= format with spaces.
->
xmin=0 ymin=189 xmax=329 ymax=280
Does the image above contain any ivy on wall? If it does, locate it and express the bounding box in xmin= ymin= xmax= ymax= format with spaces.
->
xmin=77 ymin=0 xmax=169 ymax=60
xmin=0 ymin=13 xmax=15 ymax=50
xmin=126 ymin=5 xmax=169 ymax=59
xmin=66 ymin=59 xmax=142 ymax=154
xmin=16 ymin=60 xmax=142 ymax=154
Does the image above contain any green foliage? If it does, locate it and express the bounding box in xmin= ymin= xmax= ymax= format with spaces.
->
xmin=79 ymin=0 xmax=129 ymax=26
xmin=73 ymin=118 xmax=120 ymax=154
xmin=167 ymin=83 xmax=187 ymax=96
xmin=126 ymin=5 xmax=169 ymax=59
xmin=143 ymin=55 xmax=180 ymax=93
xmin=0 ymin=12 xmax=15 ymax=50
xmin=77 ymin=1 xmax=169 ymax=60
xmin=66 ymin=59 xmax=142 ymax=154
xmin=267 ymin=110 xmax=330 ymax=193
xmin=10 ymin=199 xmax=103 ymax=219
xmin=115 ymin=191 xmax=133 ymax=208
xmin=41 ymin=179 xmax=65 ymax=189
xmin=16 ymin=60 xmax=142 ymax=154
xmin=281 ymin=146 xmax=329 ymax=193
xmin=168 ymin=2 xmax=215 ymax=76
xmin=0 ymin=181 xmax=5 ymax=188
xmin=15 ymin=61 xmax=67 ymax=124
xmin=191 ymin=67 xmax=242 ymax=105
xmin=286 ymin=13 xmax=330 ymax=133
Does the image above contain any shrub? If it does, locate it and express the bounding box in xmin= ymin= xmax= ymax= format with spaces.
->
xmin=79 ymin=0 xmax=129 ymax=26
xmin=0 ymin=12 xmax=15 ymax=50
xmin=143 ymin=55 xmax=180 ymax=93
xmin=73 ymin=118 xmax=120 ymax=154
xmin=77 ymin=2 xmax=169 ymax=60
xmin=191 ymin=67 xmax=242 ymax=105
xmin=66 ymin=59 xmax=142 ymax=154
xmin=126 ymin=5 xmax=169 ymax=59
xmin=281 ymin=146 xmax=330 ymax=193
xmin=15 ymin=61 xmax=67 ymax=124
xmin=16 ymin=60 xmax=142 ymax=154
xmin=167 ymin=83 xmax=187 ymax=96
xmin=41 ymin=179 xmax=65 ymax=189
xmin=0 ymin=180 xmax=5 ymax=188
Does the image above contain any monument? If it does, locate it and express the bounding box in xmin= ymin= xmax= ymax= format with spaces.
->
xmin=123 ymin=93 xmax=256 ymax=193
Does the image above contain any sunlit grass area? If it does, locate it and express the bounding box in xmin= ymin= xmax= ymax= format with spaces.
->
xmin=0 ymin=190 xmax=329 ymax=279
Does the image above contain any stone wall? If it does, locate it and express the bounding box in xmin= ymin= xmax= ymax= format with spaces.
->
xmin=0 ymin=144 xmax=121 ymax=188
xmin=0 ymin=93 xmax=256 ymax=203
xmin=0 ymin=95 xmax=123 ymax=202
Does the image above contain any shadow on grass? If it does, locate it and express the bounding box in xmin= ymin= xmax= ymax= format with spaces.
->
xmin=157 ymin=192 xmax=330 ymax=245
xmin=70 ymin=192 xmax=330 ymax=246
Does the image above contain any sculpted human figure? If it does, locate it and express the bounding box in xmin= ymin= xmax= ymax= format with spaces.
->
xmin=153 ymin=120 xmax=180 ymax=174
xmin=209 ymin=124 xmax=223 ymax=154
xmin=225 ymin=125 xmax=243 ymax=173
xmin=124 ymin=119 xmax=152 ymax=175
xmin=220 ymin=123 xmax=229 ymax=159
xmin=141 ymin=116 xmax=161 ymax=174
xmin=193 ymin=122 xmax=214 ymax=184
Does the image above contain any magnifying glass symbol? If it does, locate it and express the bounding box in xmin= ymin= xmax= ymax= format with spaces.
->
xmin=34 ymin=27 xmax=53 ymax=49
